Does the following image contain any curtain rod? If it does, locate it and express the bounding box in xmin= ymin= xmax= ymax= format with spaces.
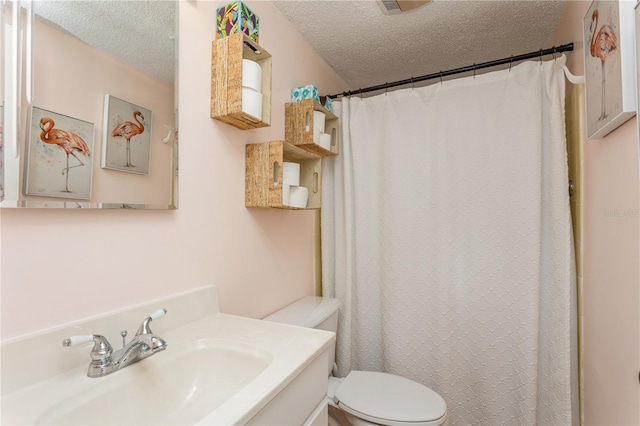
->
xmin=328 ymin=43 xmax=574 ymax=99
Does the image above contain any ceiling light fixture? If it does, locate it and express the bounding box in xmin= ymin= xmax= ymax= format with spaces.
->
xmin=377 ymin=0 xmax=431 ymax=15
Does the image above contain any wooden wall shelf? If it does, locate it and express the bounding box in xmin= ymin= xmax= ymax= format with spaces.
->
xmin=285 ymin=99 xmax=339 ymax=157
xmin=211 ymin=33 xmax=272 ymax=130
xmin=246 ymin=140 xmax=321 ymax=209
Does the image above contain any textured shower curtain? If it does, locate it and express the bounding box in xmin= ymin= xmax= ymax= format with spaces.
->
xmin=321 ymin=59 xmax=575 ymax=425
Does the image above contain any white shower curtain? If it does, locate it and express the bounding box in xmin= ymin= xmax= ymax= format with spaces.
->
xmin=321 ymin=58 xmax=575 ymax=425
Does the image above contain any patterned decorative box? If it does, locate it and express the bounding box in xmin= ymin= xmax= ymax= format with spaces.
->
xmin=216 ymin=1 xmax=259 ymax=43
xmin=320 ymin=96 xmax=332 ymax=112
xmin=291 ymin=85 xmax=320 ymax=104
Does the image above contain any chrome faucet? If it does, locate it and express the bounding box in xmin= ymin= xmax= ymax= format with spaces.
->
xmin=63 ymin=308 xmax=168 ymax=378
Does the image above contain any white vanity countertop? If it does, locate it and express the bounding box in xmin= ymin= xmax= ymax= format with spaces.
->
xmin=1 ymin=286 xmax=335 ymax=425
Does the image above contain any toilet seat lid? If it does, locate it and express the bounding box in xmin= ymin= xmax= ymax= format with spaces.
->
xmin=335 ymin=371 xmax=447 ymax=425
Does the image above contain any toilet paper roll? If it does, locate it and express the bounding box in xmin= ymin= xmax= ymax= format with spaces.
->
xmin=283 ymin=162 xmax=300 ymax=186
xmin=313 ymin=111 xmax=326 ymax=132
xmin=313 ymin=127 xmax=321 ymax=144
xmin=282 ymin=184 xmax=291 ymax=206
xmin=242 ymin=59 xmax=262 ymax=92
xmin=288 ymin=186 xmax=309 ymax=208
xmin=242 ymin=87 xmax=262 ymax=120
xmin=318 ymin=132 xmax=332 ymax=151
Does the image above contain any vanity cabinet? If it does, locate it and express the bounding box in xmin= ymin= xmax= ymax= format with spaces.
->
xmin=247 ymin=349 xmax=329 ymax=425
xmin=245 ymin=140 xmax=321 ymax=209
xmin=285 ymin=99 xmax=339 ymax=157
xmin=211 ymin=32 xmax=272 ymax=129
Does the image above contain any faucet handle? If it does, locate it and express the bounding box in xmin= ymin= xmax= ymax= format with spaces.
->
xmin=150 ymin=308 xmax=167 ymax=321
xmin=63 ymin=334 xmax=113 ymax=368
xmin=136 ymin=308 xmax=167 ymax=336
xmin=62 ymin=335 xmax=94 ymax=347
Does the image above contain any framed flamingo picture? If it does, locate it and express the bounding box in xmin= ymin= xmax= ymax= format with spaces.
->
xmin=101 ymin=95 xmax=152 ymax=175
xmin=24 ymin=107 xmax=95 ymax=200
xmin=583 ymin=0 xmax=637 ymax=139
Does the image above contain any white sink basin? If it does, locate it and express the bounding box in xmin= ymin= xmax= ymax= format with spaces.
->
xmin=35 ymin=339 xmax=273 ymax=425
xmin=1 ymin=286 xmax=334 ymax=426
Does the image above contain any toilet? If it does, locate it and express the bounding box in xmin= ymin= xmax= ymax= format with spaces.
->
xmin=264 ymin=296 xmax=448 ymax=426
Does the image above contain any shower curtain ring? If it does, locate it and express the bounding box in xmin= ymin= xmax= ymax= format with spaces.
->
xmin=439 ymin=71 xmax=443 ymax=85
xmin=385 ymin=82 xmax=388 ymax=95
xmin=411 ymin=76 xmax=414 ymax=90
xmin=473 ymin=65 xmax=476 ymax=79
xmin=509 ymin=55 xmax=513 ymax=72
xmin=539 ymin=49 xmax=543 ymax=65
xmin=359 ymin=88 xmax=363 ymax=99
xmin=552 ymin=46 xmax=557 ymax=61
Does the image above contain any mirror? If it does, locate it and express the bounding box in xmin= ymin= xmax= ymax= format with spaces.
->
xmin=1 ymin=0 xmax=178 ymax=209
xmin=636 ymin=1 xmax=640 ymax=170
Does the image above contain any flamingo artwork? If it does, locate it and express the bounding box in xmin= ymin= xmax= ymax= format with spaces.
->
xmin=111 ymin=110 xmax=145 ymax=168
xmin=588 ymin=7 xmax=618 ymax=121
xmin=39 ymin=117 xmax=91 ymax=193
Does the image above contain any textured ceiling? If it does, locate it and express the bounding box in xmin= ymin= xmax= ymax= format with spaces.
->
xmin=32 ymin=1 xmax=566 ymax=91
xmin=272 ymin=0 xmax=567 ymax=92
xmin=34 ymin=0 xmax=176 ymax=83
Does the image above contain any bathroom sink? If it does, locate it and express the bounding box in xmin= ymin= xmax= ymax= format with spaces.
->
xmin=1 ymin=286 xmax=335 ymax=425
xmin=36 ymin=338 xmax=272 ymax=425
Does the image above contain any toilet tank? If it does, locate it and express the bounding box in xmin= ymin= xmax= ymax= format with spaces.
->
xmin=263 ymin=296 xmax=340 ymax=376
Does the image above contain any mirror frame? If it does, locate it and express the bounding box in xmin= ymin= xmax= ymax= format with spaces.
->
xmin=636 ymin=0 xmax=640 ymax=174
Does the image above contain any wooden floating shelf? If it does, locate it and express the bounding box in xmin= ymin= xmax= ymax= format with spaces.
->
xmin=211 ymin=33 xmax=272 ymax=130
xmin=285 ymin=99 xmax=339 ymax=157
xmin=245 ymin=140 xmax=322 ymax=209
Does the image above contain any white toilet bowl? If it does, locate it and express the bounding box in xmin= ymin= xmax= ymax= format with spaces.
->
xmin=264 ymin=296 xmax=448 ymax=426
xmin=328 ymin=372 xmax=447 ymax=426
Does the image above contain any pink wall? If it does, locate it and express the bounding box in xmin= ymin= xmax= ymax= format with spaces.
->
xmin=0 ymin=1 xmax=346 ymax=340
xmin=549 ymin=2 xmax=640 ymax=424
